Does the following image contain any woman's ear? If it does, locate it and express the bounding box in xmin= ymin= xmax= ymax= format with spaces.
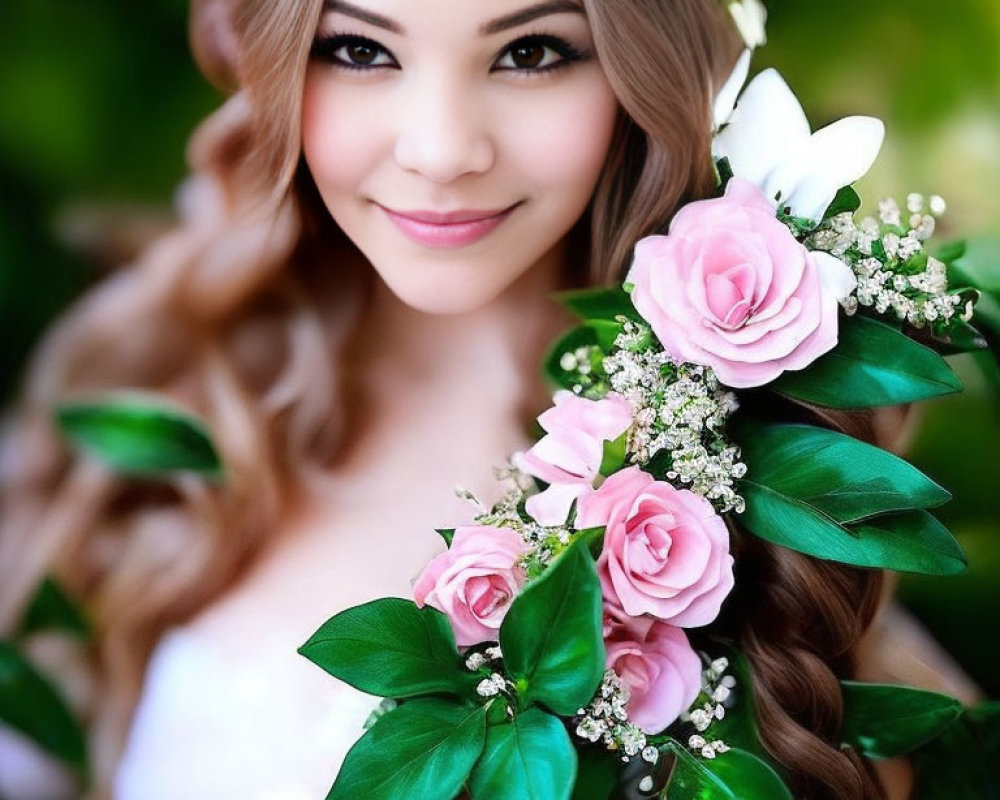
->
xmin=190 ymin=0 xmax=241 ymax=92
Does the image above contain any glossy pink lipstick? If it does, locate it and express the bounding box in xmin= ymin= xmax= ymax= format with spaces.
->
xmin=377 ymin=203 xmax=519 ymax=248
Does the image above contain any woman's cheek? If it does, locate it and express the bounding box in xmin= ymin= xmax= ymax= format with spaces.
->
xmin=301 ymin=72 xmax=382 ymax=198
xmin=507 ymin=67 xmax=619 ymax=199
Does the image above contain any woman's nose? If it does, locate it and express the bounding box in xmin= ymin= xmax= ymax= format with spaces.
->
xmin=393 ymin=74 xmax=496 ymax=184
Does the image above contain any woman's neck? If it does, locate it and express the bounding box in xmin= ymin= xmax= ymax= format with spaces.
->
xmin=346 ymin=245 xmax=574 ymax=421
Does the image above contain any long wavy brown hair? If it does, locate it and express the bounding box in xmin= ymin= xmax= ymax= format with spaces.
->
xmin=0 ymin=0 xmax=894 ymax=797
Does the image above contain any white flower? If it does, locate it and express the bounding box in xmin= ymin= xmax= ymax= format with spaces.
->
xmin=713 ymin=69 xmax=885 ymax=222
xmin=712 ymin=49 xmax=751 ymax=131
xmin=728 ymin=0 xmax=767 ymax=50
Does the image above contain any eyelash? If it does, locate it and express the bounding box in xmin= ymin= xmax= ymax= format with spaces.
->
xmin=309 ymin=31 xmax=586 ymax=76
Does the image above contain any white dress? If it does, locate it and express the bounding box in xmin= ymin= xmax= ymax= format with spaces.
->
xmin=114 ymin=625 xmax=382 ymax=800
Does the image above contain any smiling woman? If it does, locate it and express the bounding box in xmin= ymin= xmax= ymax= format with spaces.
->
xmin=0 ymin=0 xmax=966 ymax=798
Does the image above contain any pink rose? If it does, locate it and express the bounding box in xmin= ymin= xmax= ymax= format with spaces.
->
xmin=603 ymin=604 xmax=702 ymax=733
xmin=627 ymin=176 xmax=856 ymax=388
xmin=413 ymin=526 xmax=529 ymax=647
xmin=578 ymin=467 xmax=734 ymax=626
xmin=519 ymin=391 xmax=633 ymax=526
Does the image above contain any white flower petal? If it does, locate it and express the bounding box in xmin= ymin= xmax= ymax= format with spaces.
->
xmin=812 ymin=251 xmax=857 ymax=301
xmin=712 ymin=49 xmax=751 ymax=131
xmin=771 ymin=116 xmax=885 ymax=220
xmin=728 ymin=0 xmax=768 ymax=50
xmin=712 ymin=69 xmax=811 ymax=192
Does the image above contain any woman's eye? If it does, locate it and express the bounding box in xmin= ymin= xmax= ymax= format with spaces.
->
xmin=311 ymin=35 xmax=397 ymax=70
xmin=493 ymin=35 xmax=583 ymax=73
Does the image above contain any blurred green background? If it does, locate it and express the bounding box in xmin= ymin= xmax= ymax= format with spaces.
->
xmin=1 ymin=0 xmax=998 ymax=694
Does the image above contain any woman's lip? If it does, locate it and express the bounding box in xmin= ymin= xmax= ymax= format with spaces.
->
xmin=377 ymin=202 xmax=520 ymax=248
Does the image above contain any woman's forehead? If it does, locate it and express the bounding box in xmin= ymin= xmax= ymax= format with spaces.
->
xmin=317 ymin=0 xmax=590 ymax=37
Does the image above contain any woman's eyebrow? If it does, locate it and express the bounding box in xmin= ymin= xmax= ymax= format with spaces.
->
xmin=480 ymin=1 xmax=585 ymax=35
xmin=321 ymin=0 xmax=584 ymax=36
xmin=322 ymin=0 xmax=403 ymax=33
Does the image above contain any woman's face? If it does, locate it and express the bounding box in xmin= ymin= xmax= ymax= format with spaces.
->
xmin=301 ymin=0 xmax=620 ymax=314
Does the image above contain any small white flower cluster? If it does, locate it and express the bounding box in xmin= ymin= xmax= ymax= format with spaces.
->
xmin=574 ymin=669 xmax=660 ymax=764
xmin=679 ymin=657 xmax=736 ymax=760
xmin=558 ymin=343 xmax=607 ymax=397
xmin=808 ymin=193 xmax=972 ymax=332
xmin=603 ymin=320 xmax=746 ymax=514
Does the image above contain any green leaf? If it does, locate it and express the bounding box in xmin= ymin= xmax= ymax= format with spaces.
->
xmin=661 ymin=739 xmax=794 ymax=800
xmin=436 ymin=528 xmax=456 ymax=547
xmin=0 ymin=640 xmax=86 ymax=771
xmin=555 ymin=287 xmax=637 ymax=323
xmin=771 ymin=315 xmax=962 ymax=408
xmin=299 ymin=598 xmax=478 ymax=700
xmin=660 ymin=739 xmax=734 ymax=799
xmin=469 ymin=707 xmax=577 ymax=800
xmin=840 ymin=681 xmax=964 ymax=759
xmin=950 ymin=235 xmax=1000 ymax=295
xmin=740 ymin=474 xmax=966 ymax=574
xmin=16 ymin=577 xmax=89 ymax=639
xmin=570 ymin=749 xmax=620 ymax=800
xmin=823 ymin=185 xmax=861 ymax=219
xmin=501 ymin=538 xmax=604 ymax=715
xmin=56 ymin=395 xmax=222 ymax=477
xmin=544 ymin=326 xmax=600 ymax=391
xmin=598 ymin=432 xmax=628 ymax=478
xmin=736 ymin=423 xmax=951 ymax=523
xmin=588 ymin=319 xmax=623 ymax=352
xmin=910 ymin=701 xmax=1000 ymax=800
xmin=327 ymin=698 xmax=487 ymax=800
xmin=702 ymin=748 xmax=794 ymax=800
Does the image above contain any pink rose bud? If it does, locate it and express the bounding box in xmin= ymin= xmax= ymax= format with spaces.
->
xmin=627 ymin=176 xmax=856 ymax=388
xmin=412 ymin=526 xmax=529 ymax=647
xmin=519 ymin=390 xmax=633 ymax=526
xmin=578 ymin=467 xmax=734 ymax=627
xmin=603 ymin=603 xmax=702 ymax=733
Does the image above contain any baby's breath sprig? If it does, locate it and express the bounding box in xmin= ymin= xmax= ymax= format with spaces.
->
xmin=675 ymin=655 xmax=737 ymax=760
xmin=573 ymin=669 xmax=661 ymax=765
xmin=602 ymin=320 xmax=746 ymax=514
xmin=807 ymin=193 xmax=975 ymax=335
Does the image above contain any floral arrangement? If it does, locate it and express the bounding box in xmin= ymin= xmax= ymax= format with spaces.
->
xmin=293 ymin=16 xmax=994 ymax=800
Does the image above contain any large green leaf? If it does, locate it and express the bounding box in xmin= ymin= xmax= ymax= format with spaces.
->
xmin=299 ymin=598 xmax=478 ymax=700
xmin=327 ymin=698 xmax=487 ymax=800
xmin=771 ymin=315 xmax=962 ymax=407
xmin=840 ymin=681 xmax=963 ymax=759
xmin=0 ymin=640 xmax=86 ymax=771
xmin=469 ymin=707 xmax=577 ymax=800
xmin=56 ymin=395 xmax=222 ymax=476
xmin=740 ymin=476 xmax=966 ymax=574
xmin=16 ymin=577 xmax=90 ymax=639
xmin=736 ymin=423 xmax=950 ymax=523
xmin=737 ymin=423 xmax=965 ymax=573
xmin=501 ymin=538 xmax=605 ymax=715
xmin=554 ymin=287 xmax=637 ymax=323
xmin=845 ymin=511 xmax=966 ymax=575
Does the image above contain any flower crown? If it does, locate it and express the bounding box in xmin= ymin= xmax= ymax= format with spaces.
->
xmin=289 ymin=23 xmax=997 ymax=800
